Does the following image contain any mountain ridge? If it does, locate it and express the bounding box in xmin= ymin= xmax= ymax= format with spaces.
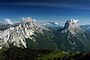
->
xmin=53 ymin=19 xmax=89 ymax=51
xmin=0 ymin=18 xmax=90 ymax=51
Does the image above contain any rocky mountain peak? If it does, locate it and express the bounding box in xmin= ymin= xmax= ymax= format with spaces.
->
xmin=60 ymin=19 xmax=84 ymax=35
xmin=21 ymin=17 xmax=33 ymax=27
xmin=54 ymin=19 xmax=89 ymax=51
xmin=22 ymin=17 xmax=33 ymax=22
xmin=0 ymin=17 xmax=49 ymax=49
xmin=64 ymin=19 xmax=79 ymax=29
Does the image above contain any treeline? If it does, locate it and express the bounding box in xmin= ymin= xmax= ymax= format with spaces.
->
xmin=0 ymin=47 xmax=52 ymax=60
xmin=0 ymin=47 xmax=90 ymax=60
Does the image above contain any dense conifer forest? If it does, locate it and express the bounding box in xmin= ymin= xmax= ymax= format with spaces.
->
xmin=0 ymin=47 xmax=90 ymax=60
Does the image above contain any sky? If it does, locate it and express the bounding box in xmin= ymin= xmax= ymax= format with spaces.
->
xmin=0 ymin=0 xmax=90 ymax=25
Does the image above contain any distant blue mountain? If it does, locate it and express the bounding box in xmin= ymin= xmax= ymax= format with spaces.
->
xmin=80 ymin=25 xmax=90 ymax=32
xmin=43 ymin=21 xmax=63 ymax=28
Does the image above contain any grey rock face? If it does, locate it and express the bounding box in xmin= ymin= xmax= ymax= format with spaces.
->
xmin=53 ymin=19 xmax=89 ymax=51
xmin=0 ymin=17 xmax=48 ymax=48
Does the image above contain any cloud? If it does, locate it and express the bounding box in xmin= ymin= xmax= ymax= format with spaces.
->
xmin=4 ymin=18 xmax=13 ymax=25
xmin=33 ymin=19 xmax=37 ymax=22
xmin=0 ymin=2 xmax=90 ymax=10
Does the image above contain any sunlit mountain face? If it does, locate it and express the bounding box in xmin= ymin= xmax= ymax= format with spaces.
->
xmin=0 ymin=17 xmax=90 ymax=52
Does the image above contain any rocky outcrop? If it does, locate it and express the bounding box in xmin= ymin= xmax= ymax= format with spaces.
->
xmin=0 ymin=17 xmax=48 ymax=48
xmin=53 ymin=19 xmax=89 ymax=51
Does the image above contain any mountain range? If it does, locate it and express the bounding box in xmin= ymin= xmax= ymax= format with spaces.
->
xmin=0 ymin=17 xmax=90 ymax=51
